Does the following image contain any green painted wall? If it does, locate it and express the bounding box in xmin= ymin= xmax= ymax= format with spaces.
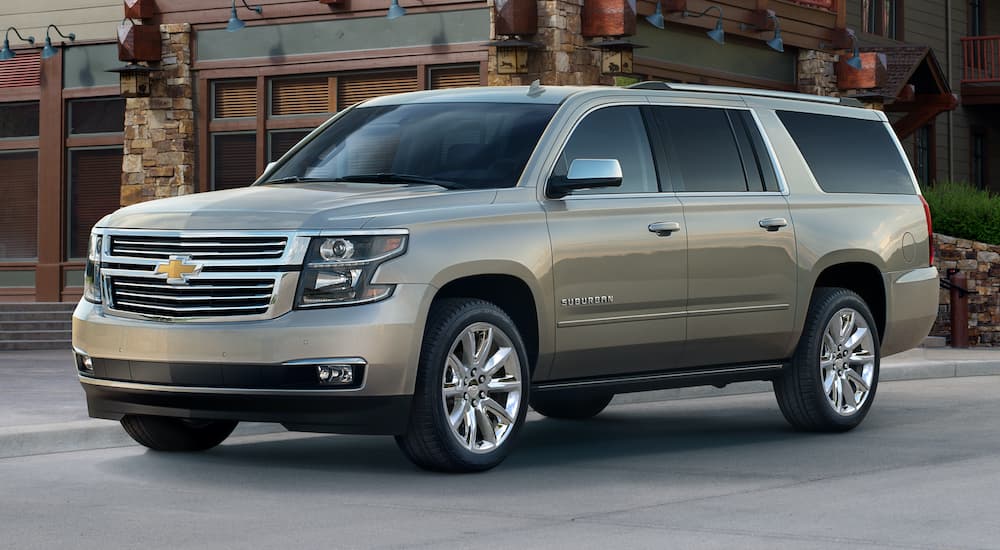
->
xmin=636 ymin=24 xmax=796 ymax=84
xmin=197 ymin=9 xmax=490 ymax=62
xmin=64 ymin=43 xmax=119 ymax=89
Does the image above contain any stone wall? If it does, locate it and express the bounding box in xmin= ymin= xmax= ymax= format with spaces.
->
xmin=120 ymin=23 xmax=196 ymax=207
xmin=487 ymin=0 xmax=604 ymax=86
xmin=932 ymin=233 xmax=1000 ymax=346
xmin=797 ymin=50 xmax=840 ymax=97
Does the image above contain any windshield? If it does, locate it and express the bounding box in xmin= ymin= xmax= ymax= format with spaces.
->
xmin=262 ymin=102 xmax=558 ymax=190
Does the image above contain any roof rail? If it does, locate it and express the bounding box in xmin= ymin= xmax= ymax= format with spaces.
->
xmin=626 ymin=81 xmax=864 ymax=108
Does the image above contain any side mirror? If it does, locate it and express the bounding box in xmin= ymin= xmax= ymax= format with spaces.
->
xmin=547 ymin=158 xmax=623 ymax=198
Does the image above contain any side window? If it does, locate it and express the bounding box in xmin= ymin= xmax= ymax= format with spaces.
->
xmin=552 ymin=106 xmax=657 ymax=194
xmin=651 ymin=106 xmax=749 ymax=193
xmin=778 ymin=110 xmax=916 ymax=195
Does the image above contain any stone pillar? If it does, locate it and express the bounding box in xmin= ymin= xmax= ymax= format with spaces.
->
xmin=121 ymin=23 xmax=196 ymax=207
xmin=488 ymin=0 xmax=606 ymax=86
xmin=797 ymin=50 xmax=840 ymax=97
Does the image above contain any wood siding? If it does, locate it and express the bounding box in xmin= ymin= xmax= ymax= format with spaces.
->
xmin=0 ymin=0 xmax=119 ymax=42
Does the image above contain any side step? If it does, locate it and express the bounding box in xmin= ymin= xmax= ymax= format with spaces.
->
xmin=533 ymin=364 xmax=784 ymax=395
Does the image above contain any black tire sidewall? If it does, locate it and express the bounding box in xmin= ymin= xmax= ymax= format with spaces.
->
xmin=418 ymin=300 xmax=531 ymax=471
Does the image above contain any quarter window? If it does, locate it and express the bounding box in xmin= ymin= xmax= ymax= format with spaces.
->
xmin=553 ymin=106 xmax=657 ymax=194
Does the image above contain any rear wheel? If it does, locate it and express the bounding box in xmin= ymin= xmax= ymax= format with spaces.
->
xmin=121 ymin=415 xmax=238 ymax=452
xmin=530 ymin=390 xmax=613 ymax=420
xmin=774 ymin=288 xmax=880 ymax=432
xmin=396 ymin=298 xmax=530 ymax=472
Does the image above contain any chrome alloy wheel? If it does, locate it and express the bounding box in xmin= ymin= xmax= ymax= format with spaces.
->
xmin=441 ymin=322 xmax=523 ymax=454
xmin=821 ymin=308 xmax=876 ymax=416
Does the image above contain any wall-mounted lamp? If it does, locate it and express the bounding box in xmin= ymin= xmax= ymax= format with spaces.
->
xmin=387 ymin=0 xmax=406 ymax=20
xmin=108 ymin=62 xmax=156 ymax=97
xmin=741 ymin=12 xmax=783 ymax=52
xmin=844 ymin=33 xmax=863 ymax=70
xmin=646 ymin=1 xmax=665 ymax=30
xmin=226 ymin=0 xmax=263 ymax=32
xmin=484 ymin=38 xmax=540 ymax=74
xmin=0 ymin=27 xmax=34 ymax=61
xmin=683 ymin=6 xmax=725 ymax=45
xmin=590 ymin=39 xmax=645 ymax=76
xmin=41 ymin=25 xmax=75 ymax=59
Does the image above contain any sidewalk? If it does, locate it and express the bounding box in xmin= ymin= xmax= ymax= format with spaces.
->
xmin=2 ymin=347 xmax=999 ymax=459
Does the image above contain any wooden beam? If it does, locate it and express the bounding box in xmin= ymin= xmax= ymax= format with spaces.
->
xmin=35 ymin=52 xmax=64 ymax=302
xmin=891 ymin=94 xmax=959 ymax=139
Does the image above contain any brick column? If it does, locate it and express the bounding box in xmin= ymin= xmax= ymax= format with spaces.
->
xmin=121 ymin=23 xmax=196 ymax=207
xmin=488 ymin=0 xmax=606 ymax=86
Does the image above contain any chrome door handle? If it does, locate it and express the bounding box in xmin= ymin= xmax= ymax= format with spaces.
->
xmin=759 ymin=217 xmax=788 ymax=232
xmin=648 ymin=221 xmax=681 ymax=236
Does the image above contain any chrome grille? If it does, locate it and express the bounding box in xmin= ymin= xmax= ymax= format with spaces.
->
xmin=100 ymin=230 xmax=305 ymax=321
xmin=109 ymin=235 xmax=287 ymax=260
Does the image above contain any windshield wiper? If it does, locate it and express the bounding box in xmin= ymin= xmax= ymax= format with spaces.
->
xmin=333 ymin=173 xmax=469 ymax=190
xmin=262 ymin=176 xmax=328 ymax=184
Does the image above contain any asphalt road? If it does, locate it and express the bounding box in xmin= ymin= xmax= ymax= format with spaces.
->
xmin=3 ymin=376 xmax=1000 ymax=550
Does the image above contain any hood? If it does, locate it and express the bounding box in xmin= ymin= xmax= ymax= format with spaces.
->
xmin=99 ymin=183 xmax=499 ymax=231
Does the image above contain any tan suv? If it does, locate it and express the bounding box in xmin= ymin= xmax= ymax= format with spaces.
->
xmin=72 ymin=83 xmax=938 ymax=472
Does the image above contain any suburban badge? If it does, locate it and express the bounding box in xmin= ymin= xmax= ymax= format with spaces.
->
xmin=561 ymin=295 xmax=614 ymax=307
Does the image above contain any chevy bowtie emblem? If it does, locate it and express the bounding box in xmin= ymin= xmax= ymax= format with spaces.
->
xmin=154 ymin=256 xmax=201 ymax=285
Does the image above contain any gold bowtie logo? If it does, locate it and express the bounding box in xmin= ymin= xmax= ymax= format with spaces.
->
xmin=154 ymin=256 xmax=201 ymax=285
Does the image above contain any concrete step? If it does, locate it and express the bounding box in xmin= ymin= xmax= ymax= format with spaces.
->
xmin=0 ymin=340 xmax=72 ymax=351
xmin=0 ymin=321 xmax=72 ymax=331
xmin=0 ymin=311 xmax=74 ymax=322
xmin=0 ymin=302 xmax=76 ymax=313
xmin=0 ymin=330 xmax=72 ymax=342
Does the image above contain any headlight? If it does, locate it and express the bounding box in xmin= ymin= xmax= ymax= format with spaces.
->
xmin=296 ymin=233 xmax=407 ymax=307
xmin=83 ymin=233 xmax=102 ymax=304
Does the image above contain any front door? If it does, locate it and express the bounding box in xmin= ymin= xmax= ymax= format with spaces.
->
xmin=544 ymin=105 xmax=688 ymax=380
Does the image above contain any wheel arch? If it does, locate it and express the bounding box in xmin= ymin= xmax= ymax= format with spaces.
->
xmin=810 ymin=261 xmax=887 ymax=342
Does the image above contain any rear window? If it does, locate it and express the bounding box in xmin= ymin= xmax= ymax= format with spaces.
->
xmin=777 ymin=111 xmax=915 ymax=195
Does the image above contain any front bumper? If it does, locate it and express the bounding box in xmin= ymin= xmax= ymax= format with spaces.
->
xmin=72 ymin=283 xmax=433 ymax=433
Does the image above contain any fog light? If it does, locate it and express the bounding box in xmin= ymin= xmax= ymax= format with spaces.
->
xmin=317 ymin=364 xmax=354 ymax=385
xmin=76 ymin=353 xmax=94 ymax=373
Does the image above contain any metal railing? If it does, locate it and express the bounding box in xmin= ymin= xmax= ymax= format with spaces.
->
xmin=962 ymin=35 xmax=1000 ymax=83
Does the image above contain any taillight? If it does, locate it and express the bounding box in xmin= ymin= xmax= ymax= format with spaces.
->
xmin=919 ymin=195 xmax=934 ymax=266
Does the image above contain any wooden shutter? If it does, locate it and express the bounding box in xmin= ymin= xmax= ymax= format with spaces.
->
xmin=0 ymin=53 xmax=40 ymax=89
xmin=213 ymin=80 xmax=257 ymax=119
xmin=429 ymin=65 xmax=482 ymax=89
xmin=337 ymin=71 xmax=418 ymax=110
xmin=69 ymin=148 xmax=123 ymax=259
xmin=271 ymin=77 xmax=331 ymax=116
xmin=269 ymin=130 xmax=311 ymax=162
xmin=213 ymin=134 xmax=257 ymax=191
xmin=0 ymin=152 xmax=38 ymax=260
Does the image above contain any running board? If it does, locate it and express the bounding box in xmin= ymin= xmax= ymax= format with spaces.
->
xmin=532 ymin=363 xmax=785 ymax=395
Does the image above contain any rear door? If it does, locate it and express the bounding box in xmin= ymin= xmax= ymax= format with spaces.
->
xmin=647 ymin=104 xmax=798 ymax=367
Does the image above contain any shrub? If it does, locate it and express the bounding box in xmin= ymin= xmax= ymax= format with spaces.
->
xmin=922 ymin=181 xmax=1000 ymax=245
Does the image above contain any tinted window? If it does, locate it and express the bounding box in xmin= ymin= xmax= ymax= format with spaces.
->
xmin=68 ymin=98 xmax=125 ymax=135
xmin=553 ymin=106 xmax=657 ymax=194
xmin=778 ymin=111 xmax=915 ymax=195
xmin=269 ymin=102 xmax=557 ymax=190
xmin=0 ymin=102 xmax=39 ymax=138
xmin=653 ymin=106 xmax=748 ymax=192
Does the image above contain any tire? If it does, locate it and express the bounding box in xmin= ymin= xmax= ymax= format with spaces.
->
xmin=774 ymin=287 xmax=880 ymax=432
xmin=530 ymin=390 xmax=613 ymax=420
xmin=395 ymin=298 xmax=530 ymax=472
xmin=121 ymin=415 xmax=238 ymax=452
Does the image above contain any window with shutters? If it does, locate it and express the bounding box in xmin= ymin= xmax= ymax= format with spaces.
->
xmin=0 ymin=151 xmax=38 ymax=261
xmin=67 ymin=148 xmax=123 ymax=259
xmin=213 ymin=80 xmax=257 ymax=119
xmin=337 ymin=70 xmax=418 ymax=111
xmin=428 ymin=65 xmax=482 ymax=89
xmin=212 ymin=133 xmax=257 ymax=191
xmin=270 ymin=77 xmax=333 ymax=117
xmin=269 ymin=130 xmax=312 ymax=162
xmin=0 ymin=53 xmax=40 ymax=90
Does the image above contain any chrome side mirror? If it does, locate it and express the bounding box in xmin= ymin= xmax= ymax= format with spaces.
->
xmin=547 ymin=158 xmax=624 ymax=198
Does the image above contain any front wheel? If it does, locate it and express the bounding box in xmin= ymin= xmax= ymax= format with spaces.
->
xmin=774 ymin=288 xmax=880 ymax=432
xmin=121 ymin=415 xmax=238 ymax=451
xmin=395 ymin=298 xmax=530 ymax=472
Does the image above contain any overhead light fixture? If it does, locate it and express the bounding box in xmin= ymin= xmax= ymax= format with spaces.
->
xmin=683 ymin=6 xmax=725 ymax=45
xmin=226 ymin=0 xmax=263 ymax=32
xmin=387 ymin=0 xmax=406 ymax=19
xmin=41 ymin=25 xmax=75 ymax=59
xmin=741 ymin=11 xmax=783 ymax=52
xmin=0 ymin=27 xmax=35 ymax=61
xmin=645 ymin=1 xmax=665 ymax=30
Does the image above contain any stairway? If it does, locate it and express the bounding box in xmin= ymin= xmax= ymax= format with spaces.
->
xmin=0 ymin=303 xmax=76 ymax=351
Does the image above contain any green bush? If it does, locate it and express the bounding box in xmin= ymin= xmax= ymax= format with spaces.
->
xmin=922 ymin=181 xmax=1000 ymax=245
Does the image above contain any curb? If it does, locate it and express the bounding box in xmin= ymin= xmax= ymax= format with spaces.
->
xmin=3 ymin=360 xmax=1000 ymax=460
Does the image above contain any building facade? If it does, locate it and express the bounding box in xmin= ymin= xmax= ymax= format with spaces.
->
xmin=0 ymin=0 xmax=989 ymax=302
